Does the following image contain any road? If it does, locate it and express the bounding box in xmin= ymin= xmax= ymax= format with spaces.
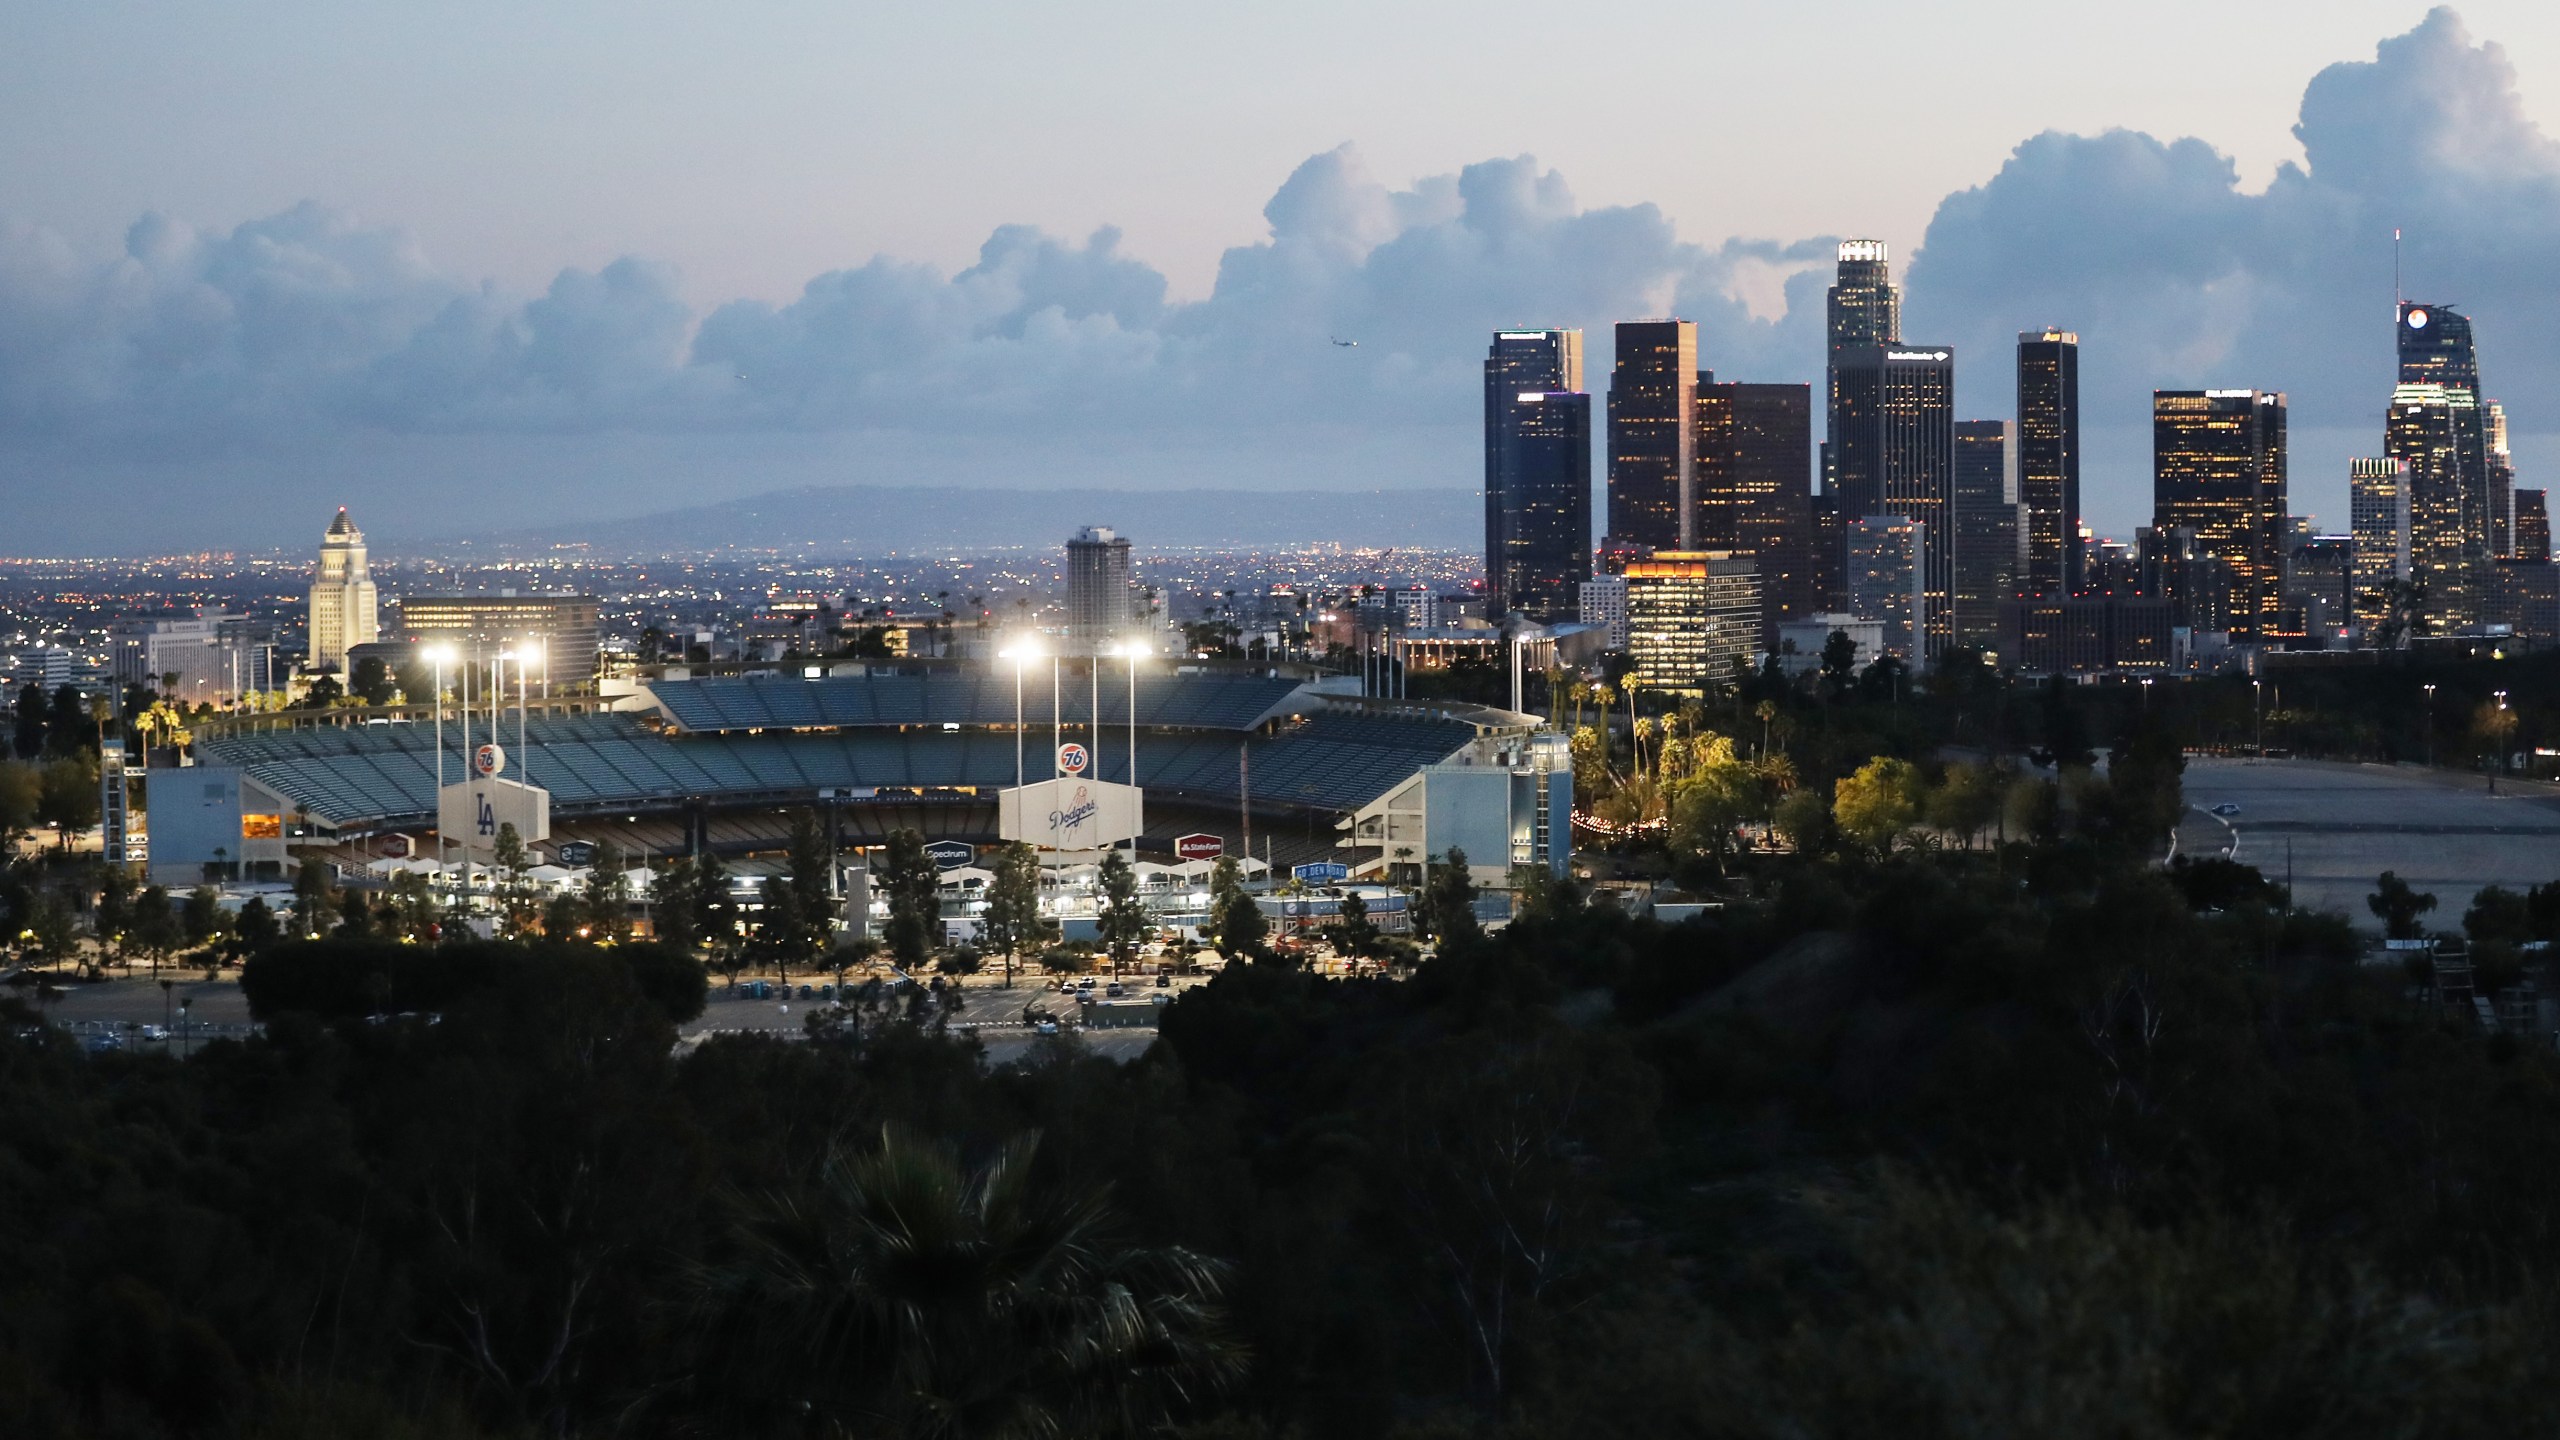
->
xmin=2179 ymin=757 xmax=2560 ymax=929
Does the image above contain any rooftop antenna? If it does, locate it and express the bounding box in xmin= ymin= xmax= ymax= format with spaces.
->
xmin=2393 ymin=228 xmax=2402 ymax=311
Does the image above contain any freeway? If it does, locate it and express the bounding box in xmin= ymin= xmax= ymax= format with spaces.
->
xmin=2179 ymin=757 xmax=2560 ymax=929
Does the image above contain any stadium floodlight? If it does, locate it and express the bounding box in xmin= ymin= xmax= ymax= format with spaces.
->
xmin=1117 ymin=640 xmax=1144 ymax=872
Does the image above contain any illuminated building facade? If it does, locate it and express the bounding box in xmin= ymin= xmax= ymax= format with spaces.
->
xmin=1693 ymin=380 xmax=1812 ymax=642
xmin=1846 ymin=514 xmax=1926 ymax=662
xmin=2386 ymin=384 xmax=2474 ymax=634
xmin=1823 ymin=240 xmax=1899 ymax=493
xmin=2016 ymin=329 xmax=2081 ymax=596
xmin=1834 ymin=344 xmax=1956 ymax=657
xmin=306 ymin=507 xmax=379 ymax=676
xmin=2518 ymin=488 xmax=2550 ymax=565
xmin=1483 ymin=330 xmax=1592 ymax=621
xmin=394 ymin=594 xmax=602 ymax=690
xmin=1623 ymin=551 xmax=1760 ymax=696
xmin=2151 ymin=390 xmax=2287 ymax=638
xmin=2348 ymin=456 xmax=2412 ymax=637
xmin=1606 ymin=321 xmax=1697 ymax=551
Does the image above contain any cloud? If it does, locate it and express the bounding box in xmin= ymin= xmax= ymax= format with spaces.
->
xmin=1904 ymin=6 xmax=2560 ymax=430
xmin=4 ymin=7 xmax=2556 ymax=549
xmin=0 ymin=144 xmax=1824 ymax=462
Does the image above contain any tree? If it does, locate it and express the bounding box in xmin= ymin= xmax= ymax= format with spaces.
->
xmin=751 ymin=875 xmax=812 ymax=984
xmin=1095 ymin=848 xmax=1148 ymax=976
xmin=784 ymin=810 xmax=835 ymax=957
xmin=1209 ymin=855 xmax=1267 ymax=960
xmin=1834 ymin=757 xmax=1923 ymax=852
xmin=1418 ymin=847 xmax=1481 ymax=948
xmin=35 ymin=757 xmax=98 ymax=849
xmin=1927 ymin=763 xmax=2002 ymax=849
xmin=335 ymin=885 xmax=376 ymax=940
xmin=131 ymin=884 xmax=182 ymax=977
xmin=349 ymin=655 xmax=398 ymax=706
xmin=1774 ymin=786 xmax=1832 ymax=854
xmin=491 ymin=822 xmax=538 ymax=938
xmin=1332 ymin=886 xmax=1380 ymax=958
xmin=981 ymin=840 xmax=1048 ymax=987
xmin=2368 ymin=871 xmax=2438 ymax=939
xmin=180 ymin=885 xmax=224 ymax=949
xmin=651 ymin=857 xmax=700 ymax=953
xmin=303 ymin=674 xmax=345 ymax=708
xmin=696 ymin=847 xmax=741 ymax=974
xmin=233 ymin=894 xmax=279 ymax=953
xmin=1819 ymin=628 xmax=1859 ymax=700
xmin=291 ymin=855 xmax=335 ymax=937
xmin=2465 ymin=884 xmax=2533 ymax=946
xmin=10 ymin=684 xmax=46 ymax=760
xmin=44 ymin=684 xmax=98 ymax=758
xmin=0 ymin=761 xmax=37 ymax=848
xmin=878 ymin=829 xmax=942 ymax=973
xmin=697 ymin=1127 xmax=1240 ymax=1436
xmin=581 ymin=839 xmax=630 ymax=941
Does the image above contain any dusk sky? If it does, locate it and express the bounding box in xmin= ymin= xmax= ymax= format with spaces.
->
xmin=5 ymin=2 xmax=2559 ymax=552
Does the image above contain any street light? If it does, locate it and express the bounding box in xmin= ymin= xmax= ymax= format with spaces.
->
xmin=2140 ymin=677 xmax=2153 ymax=711
xmin=2423 ymin=682 xmax=2438 ymax=768
xmin=2253 ymin=679 xmax=2264 ymax=758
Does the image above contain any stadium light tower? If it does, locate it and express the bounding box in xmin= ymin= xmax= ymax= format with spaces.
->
xmin=424 ymin=643 xmax=457 ymax=891
xmin=1118 ymin=639 xmax=1146 ymax=866
xmin=515 ymin=637 xmax=543 ymax=792
xmin=1000 ymin=637 xmax=1043 ymax=799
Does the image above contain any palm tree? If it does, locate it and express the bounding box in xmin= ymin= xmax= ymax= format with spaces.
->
xmin=695 ymin=1127 xmax=1241 ymax=1437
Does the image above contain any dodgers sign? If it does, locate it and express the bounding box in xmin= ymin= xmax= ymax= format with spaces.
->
xmin=998 ymin=777 xmax=1142 ymax=851
xmin=1056 ymin=742 xmax=1089 ymax=775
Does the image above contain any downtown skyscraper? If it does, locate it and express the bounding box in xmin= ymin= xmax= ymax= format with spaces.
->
xmin=2153 ymin=390 xmax=2288 ymax=637
xmin=1834 ymin=343 xmax=1956 ymax=657
xmin=2386 ymin=380 xmax=2473 ymax=636
xmin=2016 ymin=329 xmax=2081 ymax=596
xmin=1951 ymin=419 xmax=2023 ymax=651
xmin=1483 ymin=330 xmax=1592 ymax=621
xmin=1694 ymin=379 xmax=1813 ymax=641
xmin=1606 ymin=321 xmax=1697 ymax=552
xmin=1823 ymin=241 xmax=1900 ymax=494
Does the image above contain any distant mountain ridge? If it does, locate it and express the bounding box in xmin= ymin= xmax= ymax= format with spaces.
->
xmin=494 ymin=485 xmax=1479 ymax=555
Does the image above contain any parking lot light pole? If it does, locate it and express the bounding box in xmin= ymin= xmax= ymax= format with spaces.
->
xmin=2424 ymin=683 xmax=2437 ymax=768
xmin=2494 ymin=690 xmax=2511 ymax=794
xmin=2254 ymin=679 xmax=2264 ymax=757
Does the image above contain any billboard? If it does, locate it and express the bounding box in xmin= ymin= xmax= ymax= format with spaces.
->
xmin=999 ymin=778 xmax=1142 ymax=852
xmin=437 ymin=777 xmax=551 ymax=855
xmin=1174 ymin=833 xmax=1224 ymax=862
xmin=1292 ymin=861 xmax=1350 ymax=884
xmin=924 ymin=840 xmax=978 ymax=869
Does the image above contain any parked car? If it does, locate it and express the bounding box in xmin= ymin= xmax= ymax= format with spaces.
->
xmin=2211 ymin=803 xmax=2243 ymax=816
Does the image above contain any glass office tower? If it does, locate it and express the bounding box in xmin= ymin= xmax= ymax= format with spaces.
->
xmin=2152 ymin=390 xmax=2288 ymax=638
xmin=1484 ymin=330 xmax=1592 ymax=621
xmin=1606 ymin=321 xmax=1697 ymax=552
xmin=2016 ymin=329 xmax=2081 ymax=596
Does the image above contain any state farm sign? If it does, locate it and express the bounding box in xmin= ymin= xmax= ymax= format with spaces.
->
xmin=1174 ymin=833 xmax=1224 ymax=862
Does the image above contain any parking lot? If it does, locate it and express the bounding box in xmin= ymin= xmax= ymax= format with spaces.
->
xmin=2180 ymin=757 xmax=2560 ymax=928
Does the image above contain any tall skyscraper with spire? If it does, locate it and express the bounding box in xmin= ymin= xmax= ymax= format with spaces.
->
xmin=1484 ymin=330 xmax=1592 ymax=621
xmin=2397 ymin=301 xmax=2496 ymax=575
xmin=1606 ymin=320 xmax=1697 ymax=552
xmin=306 ymin=507 xmax=378 ymax=676
xmin=2016 ymin=329 xmax=2081 ymax=596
